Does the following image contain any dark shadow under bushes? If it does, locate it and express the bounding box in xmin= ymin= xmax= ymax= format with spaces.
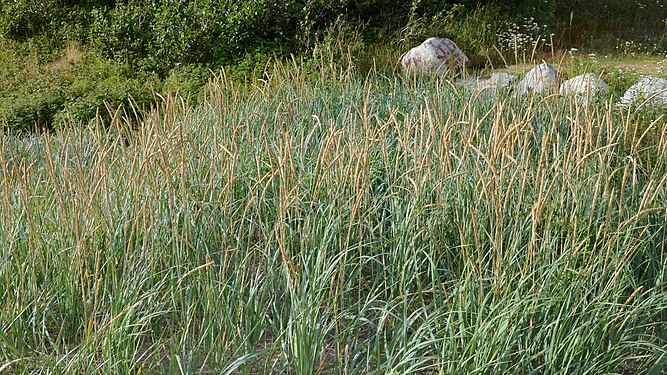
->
xmin=555 ymin=0 xmax=667 ymax=51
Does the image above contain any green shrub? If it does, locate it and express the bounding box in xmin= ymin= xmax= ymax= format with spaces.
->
xmin=222 ymin=51 xmax=276 ymax=83
xmin=86 ymin=0 xmax=280 ymax=72
xmin=88 ymin=3 xmax=152 ymax=67
xmin=57 ymin=69 xmax=159 ymax=127
xmin=0 ymin=45 xmax=158 ymax=131
xmin=162 ymin=64 xmax=209 ymax=102
xmin=0 ymin=0 xmax=109 ymax=41
xmin=0 ymin=77 xmax=67 ymax=131
xmin=0 ymin=0 xmax=54 ymax=39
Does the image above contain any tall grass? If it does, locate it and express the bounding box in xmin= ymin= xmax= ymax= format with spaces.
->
xmin=1 ymin=57 xmax=666 ymax=374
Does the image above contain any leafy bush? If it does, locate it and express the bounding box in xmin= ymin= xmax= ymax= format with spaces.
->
xmin=0 ymin=0 xmax=111 ymax=40
xmin=0 ymin=44 xmax=159 ymax=131
xmin=56 ymin=60 xmax=159 ymax=127
xmin=87 ymin=0 xmax=288 ymax=72
xmin=222 ymin=51 xmax=276 ymax=83
xmin=0 ymin=77 xmax=67 ymax=131
xmin=88 ymin=2 xmax=151 ymax=66
xmin=0 ymin=0 xmax=55 ymax=39
xmin=162 ymin=64 xmax=209 ymax=101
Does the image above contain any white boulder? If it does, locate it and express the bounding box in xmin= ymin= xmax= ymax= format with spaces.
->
xmin=402 ymin=37 xmax=469 ymax=76
xmin=560 ymin=73 xmax=608 ymax=96
xmin=619 ymin=76 xmax=667 ymax=108
xmin=516 ymin=62 xmax=559 ymax=94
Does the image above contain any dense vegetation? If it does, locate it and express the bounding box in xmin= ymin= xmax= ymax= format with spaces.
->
xmin=2 ymin=0 xmax=665 ymax=63
xmin=1 ymin=57 xmax=666 ymax=373
xmin=0 ymin=1 xmax=666 ymax=373
xmin=1 ymin=0 xmax=666 ymax=131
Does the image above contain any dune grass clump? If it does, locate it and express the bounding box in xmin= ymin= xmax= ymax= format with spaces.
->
xmin=0 ymin=58 xmax=666 ymax=373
